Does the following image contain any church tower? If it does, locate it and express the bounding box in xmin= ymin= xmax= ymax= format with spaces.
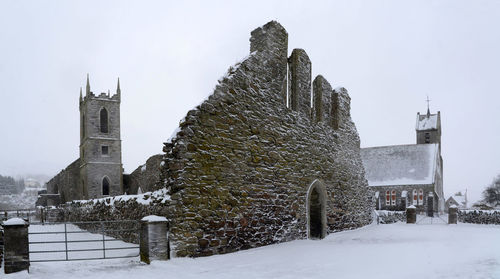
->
xmin=415 ymin=108 xmax=441 ymax=146
xmin=79 ymin=74 xmax=123 ymax=199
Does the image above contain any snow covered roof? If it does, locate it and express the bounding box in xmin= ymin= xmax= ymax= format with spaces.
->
xmin=361 ymin=144 xmax=439 ymax=187
xmin=416 ymin=113 xmax=438 ymax=131
xmin=453 ymin=195 xmax=466 ymax=205
xmin=447 ymin=194 xmax=466 ymax=206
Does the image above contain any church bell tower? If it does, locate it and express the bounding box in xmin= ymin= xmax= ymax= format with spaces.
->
xmin=79 ymin=74 xmax=123 ymax=199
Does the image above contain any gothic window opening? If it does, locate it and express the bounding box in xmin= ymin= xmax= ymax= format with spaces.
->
xmin=100 ymin=108 xmax=109 ymax=133
xmin=419 ymin=189 xmax=424 ymax=204
xmin=102 ymin=177 xmax=110 ymax=196
xmin=391 ymin=190 xmax=396 ymax=206
xmin=413 ymin=189 xmax=418 ymax=205
xmin=386 ymin=190 xmax=391 ymax=206
xmin=425 ymin=132 xmax=430 ymax=143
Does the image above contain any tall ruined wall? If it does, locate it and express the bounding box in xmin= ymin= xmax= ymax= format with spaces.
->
xmin=159 ymin=21 xmax=371 ymax=257
xmin=125 ymin=154 xmax=163 ymax=194
xmin=45 ymin=159 xmax=81 ymax=203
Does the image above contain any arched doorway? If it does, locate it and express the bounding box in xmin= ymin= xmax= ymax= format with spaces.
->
xmin=102 ymin=177 xmax=110 ymax=196
xmin=307 ymin=179 xmax=327 ymax=239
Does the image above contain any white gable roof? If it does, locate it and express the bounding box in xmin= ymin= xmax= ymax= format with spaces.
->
xmin=361 ymin=144 xmax=439 ymax=187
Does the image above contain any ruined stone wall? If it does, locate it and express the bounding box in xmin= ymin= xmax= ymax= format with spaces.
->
xmin=45 ymin=159 xmax=81 ymax=203
xmin=58 ymin=21 xmax=372 ymax=258
xmin=159 ymin=21 xmax=372 ymax=257
xmin=125 ymin=154 xmax=163 ymax=194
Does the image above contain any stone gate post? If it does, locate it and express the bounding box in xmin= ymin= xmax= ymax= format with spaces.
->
xmin=426 ymin=192 xmax=434 ymax=217
xmin=448 ymin=206 xmax=458 ymax=224
xmin=2 ymin=218 xmax=29 ymax=274
xmin=140 ymin=215 xmax=169 ymax=264
xmin=406 ymin=205 xmax=416 ymax=224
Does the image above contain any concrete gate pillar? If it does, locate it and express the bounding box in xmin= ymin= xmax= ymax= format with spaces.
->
xmin=2 ymin=218 xmax=29 ymax=274
xmin=448 ymin=206 xmax=458 ymax=224
xmin=406 ymin=205 xmax=416 ymax=224
xmin=140 ymin=215 xmax=169 ymax=264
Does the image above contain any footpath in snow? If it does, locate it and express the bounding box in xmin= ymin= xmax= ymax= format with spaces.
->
xmin=3 ymin=222 xmax=500 ymax=279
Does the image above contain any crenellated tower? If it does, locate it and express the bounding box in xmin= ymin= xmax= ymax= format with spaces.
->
xmin=79 ymin=74 xmax=123 ymax=199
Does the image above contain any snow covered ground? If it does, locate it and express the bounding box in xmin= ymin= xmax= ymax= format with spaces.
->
xmin=28 ymin=223 xmax=138 ymax=261
xmin=4 ymin=221 xmax=500 ymax=279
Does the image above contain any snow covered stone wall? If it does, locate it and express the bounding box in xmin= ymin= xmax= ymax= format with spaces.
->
xmin=458 ymin=210 xmax=500 ymax=225
xmin=157 ymin=21 xmax=371 ymax=257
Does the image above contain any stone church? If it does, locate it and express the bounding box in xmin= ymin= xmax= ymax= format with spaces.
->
xmin=41 ymin=21 xmax=373 ymax=257
xmin=360 ymin=109 xmax=445 ymax=213
xmin=37 ymin=75 xmax=124 ymax=205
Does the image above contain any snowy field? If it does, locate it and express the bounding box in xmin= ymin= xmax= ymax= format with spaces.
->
xmin=4 ymin=221 xmax=500 ymax=279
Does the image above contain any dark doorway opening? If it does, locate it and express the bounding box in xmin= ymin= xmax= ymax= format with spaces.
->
xmin=309 ymin=187 xmax=322 ymax=238
xmin=308 ymin=180 xmax=326 ymax=239
xmin=102 ymin=177 xmax=110 ymax=196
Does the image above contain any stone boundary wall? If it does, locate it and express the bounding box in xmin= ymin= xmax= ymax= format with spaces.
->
xmin=60 ymin=189 xmax=171 ymax=244
xmin=375 ymin=210 xmax=406 ymax=224
xmin=458 ymin=210 xmax=500 ymax=225
xmin=0 ymin=226 xmax=3 ymax=268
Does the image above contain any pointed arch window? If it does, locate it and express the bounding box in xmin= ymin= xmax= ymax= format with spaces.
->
xmin=102 ymin=177 xmax=110 ymax=196
xmin=391 ymin=190 xmax=397 ymax=206
xmin=419 ymin=189 xmax=424 ymax=204
xmin=386 ymin=191 xmax=391 ymax=206
xmin=413 ymin=189 xmax=418 ymax=205
xmin=100 ymin=108 xmax=109 ymax=133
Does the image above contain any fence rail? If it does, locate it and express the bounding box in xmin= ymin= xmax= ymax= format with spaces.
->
xmin=28 ymin=220 xmax=140 ymax=263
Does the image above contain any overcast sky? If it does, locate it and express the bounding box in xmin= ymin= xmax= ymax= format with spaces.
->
xmin=1 ymin=0 xmax=499 ymax=203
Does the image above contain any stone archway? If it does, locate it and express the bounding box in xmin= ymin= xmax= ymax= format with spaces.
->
xmin=307 ymin=179 xmax=327 ymax=239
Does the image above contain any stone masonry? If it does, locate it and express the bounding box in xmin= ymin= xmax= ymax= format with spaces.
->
xmin=157 ymin=21 xmax=372 ymax=257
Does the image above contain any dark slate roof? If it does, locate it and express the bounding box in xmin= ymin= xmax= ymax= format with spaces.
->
xmin=360 ymin=144 xmax=438 ymax=187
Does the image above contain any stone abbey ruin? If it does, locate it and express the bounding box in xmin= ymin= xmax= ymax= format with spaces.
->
xmin=41 ymin=21 xmax=372 ymax=257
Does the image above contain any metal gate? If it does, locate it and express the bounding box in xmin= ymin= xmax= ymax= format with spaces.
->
xmin=28 ymin=220 xmax=140 ymax=262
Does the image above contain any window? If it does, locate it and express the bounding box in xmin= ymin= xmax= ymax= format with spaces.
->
xmin=386 ymin=191 xmax=390 ymax=206
xmin=102 ymin=177 xmax=110 ymax=196
xmin=100 ymin=108 xmax=108 ymax=133
xmin=425 ymin=132 xmax=430 ymax=143
xmin=419 ymin=189 xmax=424 ymax=204
xmin=413 ymin=189 xmax=418 ymax=205
xmin=391 ymin=190 xmax=397 ymax=206
xmin=101 ymin=146 xmax=109 ymax=156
